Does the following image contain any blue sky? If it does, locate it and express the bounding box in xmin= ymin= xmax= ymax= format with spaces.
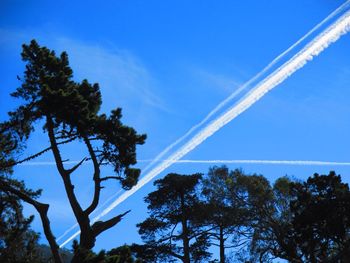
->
xmin=1 ymin=0 xmax=350 ymax=255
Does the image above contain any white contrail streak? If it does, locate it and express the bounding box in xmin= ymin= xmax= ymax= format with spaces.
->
xmin=60 ymin=7 xmax=350 ymax=247
xmin=139 ymin=0 xmax=350 ymax=175
xmin=175 ymin=160 xmax=350 ymax=166
xmin=18 ymin=161 xmax=81 ymax=166
xmin=23 ymin=159 xmax=350 ymax=167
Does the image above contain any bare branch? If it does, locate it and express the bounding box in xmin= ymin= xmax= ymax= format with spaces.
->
xmin=0 ymin=180 xmax=62 ymax=263
xmin=92 ymin=210 xmax=130 ymax=237
xmin=67 ymin=157 xmax=87 ymax=175
xmin=100 ymin=176 xmax=123 ymax=182
xmin=0 ymin=137 xmax=76 ymax=169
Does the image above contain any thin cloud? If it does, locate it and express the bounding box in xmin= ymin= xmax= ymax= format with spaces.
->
xmin=0 ymin=29 xmax=169 ymax=113
xmin=55 ymin=37 xmax=169 ymax=113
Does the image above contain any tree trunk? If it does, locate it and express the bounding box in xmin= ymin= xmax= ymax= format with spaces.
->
xmin=36 ymin=203 xmax=63 ymax=263
xmin=219 ymin=225 xmax=225 ymax=263
xmin=180 ymin=192 xmax=190 ymax=263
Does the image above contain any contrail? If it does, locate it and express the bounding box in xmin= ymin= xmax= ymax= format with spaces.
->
xmin=140 ymin=0 xmax=350 ymax=175
xmin=60 ymin=6 xmax=350 ymax=247
xmin=175 ymin=160 xmax=350 ymax=166
xmin=23 ymin=159 xmax=350 ymax=167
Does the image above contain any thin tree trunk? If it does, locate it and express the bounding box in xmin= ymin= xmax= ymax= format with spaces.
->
xmin=36 ymin=203 xmax=63 ymax=263
xmin=180 ymin=192 xmax=190 ymax=263
xmin=219 ymin=226 xmax=225 ymax=263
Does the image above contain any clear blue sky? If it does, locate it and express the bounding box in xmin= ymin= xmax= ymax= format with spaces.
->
xmin=1 ymin=0 xmax=350 ymax=255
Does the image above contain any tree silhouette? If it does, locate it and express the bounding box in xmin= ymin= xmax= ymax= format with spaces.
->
xmin=290 ymin=171 xmax=350 ymax=262
xmin=137 ymin=173 xmax=210 ymax=263
xmin=0 ymin=40 xmax=146 ymax=262
xmin=0 ymin=177 xmax=44 ymax=263
xmin=201 ymin=166 xmax=250 ymax=263
xmin=242 ymin=175 xmax=301 ymax=262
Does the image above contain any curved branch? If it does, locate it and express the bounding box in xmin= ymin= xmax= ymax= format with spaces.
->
xmin=0 ymin=180 xmax=62 ymax=263
xmin=84 ymin=136 xmax=101 ymax=215
xmin=100 ymin=176 xmax=123 ymax=182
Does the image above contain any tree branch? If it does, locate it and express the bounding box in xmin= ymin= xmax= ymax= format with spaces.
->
xmin=0 ymin=137 xmax=77 ymax=169
xmin=92 ymin=210 xmax=130 ymax=237
xmin=0 ymin=180 xmax=62 ymax=263
xmin=67 ymin=157 xmax=87 ymax=175
xmin=100 ymin=176 xmax=123 ymax=182
xmin=84 ymin=136 xmax=101 ymax=215
xmin=46 ymin=116 xmax=84 ymax=220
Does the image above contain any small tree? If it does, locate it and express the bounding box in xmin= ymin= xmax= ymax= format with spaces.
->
xmin=137 ymin=173 xmax=210 ymax=263
xmin=0 ymin=40 xmax=146 ymax=262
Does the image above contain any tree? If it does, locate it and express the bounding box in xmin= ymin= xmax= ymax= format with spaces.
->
xmin=106 ymin=243 xmax=156 ymax=263
xmin=247 ymin=172 xmax=350 ymax=262
xmin=290 ymin=171 xmax=350 ymax=262
xmin=243 ymin=175 xmax=302 ymax=262
xmin=137 ymin=173 xmax=210 ymax=263
xmin=0 ymin=40 xmax=146 ymax=262
xmin=0 ymin=121 xmax=46 ymax=262
xmin=0 ymin=177 xmax=44 ymax=263
xmin=201 ymin=166 xmax=250 ymax=263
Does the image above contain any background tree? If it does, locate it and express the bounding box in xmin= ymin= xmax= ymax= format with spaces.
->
xmin=290 ymin=171 xmax=350 ymax=262
xmin=242 ymin=174 xmax=302 ymax=262
xmin=0 ymin=121 xmax=48 ymax=262
xmin=137 ymin=173 xmax=210 ymax=263
xmin=0 ymin=40 xmax=146 ymax=262
xmin=201 ymin=166 xmax=250 ymax=263
xmin=106 ymin=243 xmax=157 ymax=263
xmin=0 ymin=177 xmax=44 ymax=263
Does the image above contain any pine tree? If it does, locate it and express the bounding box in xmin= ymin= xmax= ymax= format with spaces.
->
xmin=0 ymin=40 xmax=146 ymax=262
xmin=137 ymin=173 xmax=210 ymax=263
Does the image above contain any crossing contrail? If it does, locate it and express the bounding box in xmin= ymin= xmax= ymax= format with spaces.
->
xmin=139 ymin=0 xmax=350 ymax=175
xmin=59 ymin=4 xmax=350 ymax=247
xmin=175 ymin=160 xmax=350 ymax=166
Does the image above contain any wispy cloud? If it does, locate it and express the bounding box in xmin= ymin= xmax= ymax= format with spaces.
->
xmin=192 ymin=69 xmax=242 ymax=94
xmin=0 ymin=29 xmax=168 ymax=113
xmin=55 ymin=38 xmax=169 ymax=113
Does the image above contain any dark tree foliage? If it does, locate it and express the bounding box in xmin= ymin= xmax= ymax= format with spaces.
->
xmin=241 ymin=175 xmax=301 ymax=262
xmin=106 ymin=244 xmax=156 ymax=263
xmin=71 ymin=240 xmax=107 ymax=263
xmin=137 ymin=173 xmax=211 ymax=263
xmin=0 ymin=177 xmax=44 ymax=263
xmin=290 ymin=171 xmax=350 ymax=262
xmin=0 ymin=122 xmax=45 ymax=262
xmin=201 ymin=167 xmax=250 ymax=263
xmin=106 ymin=244 xmax=136 ymax=263
xmin=0 ymin=40 xmax=146 ymax=262
xmin=248 ymin=171 xmax=350 ymax=263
